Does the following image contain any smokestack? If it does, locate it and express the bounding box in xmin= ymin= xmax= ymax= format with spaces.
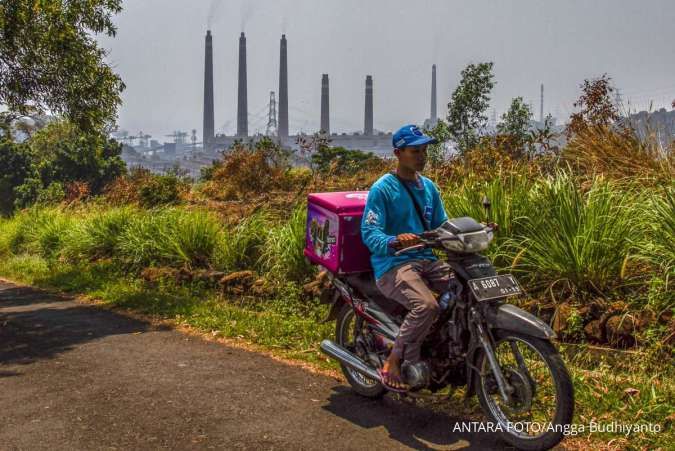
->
xmin=364 ymin=75 xmax=373 ymax=135
xmin=540 ymin=84 xmax=544 ymax=123
xmin=203 ymin=30 xmax=214 ymax=150
xmin=431 ymin=64 xmax=437 ymax=122
xmin=278 ymin=34 xmax=289 ymax=140
xmin=320 ymin=74 xmax=329 ymax=134
xmin=237 ymin=32 xmax=248 ymax=137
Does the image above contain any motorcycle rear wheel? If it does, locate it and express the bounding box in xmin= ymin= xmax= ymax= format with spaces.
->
xmin=335 ymin=303 xmax=386 ymax=398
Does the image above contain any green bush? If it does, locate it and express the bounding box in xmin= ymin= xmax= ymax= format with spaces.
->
xmin=259 ymin=205 xmax=314 ymax=282
xmin=215 ymin=211 xmax=269 ymax=271
xmin=311 ymin=146 xmax=377 ymax=174
xmin=441 ymin=173 xmax=534 ymax=259
xmin=117 ymin=208 xmax=222 ymax=269
xmin=138 ymin=174 xmax=183 ymax=207
xmin=508 ymin=173 xmax=644 ymax=296
xmin=5 ymin=207 xmax=75 ymax=258
xmin=62 ymin=206 xmax=138 ymax=261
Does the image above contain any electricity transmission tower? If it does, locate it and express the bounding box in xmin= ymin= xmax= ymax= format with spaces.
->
xmin=266 ymin=91 xmax=278 ymax=136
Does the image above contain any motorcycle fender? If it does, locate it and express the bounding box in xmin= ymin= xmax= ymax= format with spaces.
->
xmin=322 ymin=291 xmax=345 ymax=323
xmin=489 ymin=303 xmax=556 ymax=339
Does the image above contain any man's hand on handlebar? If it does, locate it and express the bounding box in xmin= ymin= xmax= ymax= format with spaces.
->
xmin=393 ymin=233 xmax=421 ymax=249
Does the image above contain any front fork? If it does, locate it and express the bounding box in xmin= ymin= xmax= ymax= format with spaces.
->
xmin=472 ymin=307 xmax=514 ymax=404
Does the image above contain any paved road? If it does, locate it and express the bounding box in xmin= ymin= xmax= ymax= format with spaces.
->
xmin=0 ymin=280 xmax=514 ymax=450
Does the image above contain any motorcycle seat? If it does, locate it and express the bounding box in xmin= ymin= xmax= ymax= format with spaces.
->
xmin=344 ymin=272 xmax=407 ymax=317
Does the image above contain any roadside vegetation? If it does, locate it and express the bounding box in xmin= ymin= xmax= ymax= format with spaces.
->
xmin=1 ymin=13 xmax=672 ymax=445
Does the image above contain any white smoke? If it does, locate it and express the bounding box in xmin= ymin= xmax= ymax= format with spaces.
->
xmin=240 ymin=0 xmax=256 ymax=31
xmin=281 ymin=14 xmax=288 ymax=33
xmin=206 ymin=0 xmax=224 ymax=29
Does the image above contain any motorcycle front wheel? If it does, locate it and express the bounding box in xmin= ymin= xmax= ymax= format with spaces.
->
xmin=474 ymin=331 xmax=574 ymax=451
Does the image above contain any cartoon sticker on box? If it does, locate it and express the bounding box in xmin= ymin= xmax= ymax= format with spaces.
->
xmin=309 ymin=217 xmax=336 ymax=259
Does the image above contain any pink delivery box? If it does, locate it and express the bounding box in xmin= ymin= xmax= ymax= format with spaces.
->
xmin=304 ymin=191 xmax=372 ymax=274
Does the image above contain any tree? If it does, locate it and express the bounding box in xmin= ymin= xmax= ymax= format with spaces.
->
xmin=311 ymin=146 xmax=376 ymax=174
xmin=567 ymin=74 xmax=619 ymax=137
xmin=424 ymin=119 xmax=451 ymax=167
xmin=28 ymin=121 xmax=126 ymax=194
xmin=529 ymin=114 xmax=560 ymax=154
xmin=497 ymin=97 xmax=532 ymax=156
xmin=446 ymin=62 xmax=495 ymax=153
xmin=0 ymin=138 xmax=35 ymax=215
xmin=0 ymin=0 xmax=125 ymax=131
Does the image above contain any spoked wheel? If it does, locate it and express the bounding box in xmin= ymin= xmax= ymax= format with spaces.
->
xmin=335 ymin=303 xmax=386 ymax=398
xmin=475 ymin=331 xmax=574 ymax=451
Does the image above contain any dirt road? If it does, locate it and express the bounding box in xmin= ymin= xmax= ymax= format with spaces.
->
xmin=0 ymin=280 xmax=516 ymax=450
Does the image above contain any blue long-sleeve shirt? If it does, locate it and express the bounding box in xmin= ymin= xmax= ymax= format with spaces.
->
xmin=361 ymin=172 xmax=448 ymax=280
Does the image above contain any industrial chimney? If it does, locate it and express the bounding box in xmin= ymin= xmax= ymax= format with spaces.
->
xmin=431 ymin=64 xmax=437 ymax=123
xmin=320 ymin=74 xmax=329 ymax=135
xmin=278 ymin=35 xmax=289 ymax=141
xmin=364 ymin=75 xmax=373 ymax=135
xmin=203 ymin=30 xmax=214 ymax=150
xmin=237 ymin=32 xmax=248 ymax=137
xmin=540 ymin=84 xmax=544 ymax=123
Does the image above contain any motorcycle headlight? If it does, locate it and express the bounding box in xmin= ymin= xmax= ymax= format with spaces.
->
xmin=459 ymin=230 xmax=491 ymax=253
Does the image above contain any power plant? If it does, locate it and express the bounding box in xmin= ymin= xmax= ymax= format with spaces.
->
xmin=206 ymin=30 xmax=404 ymax=155
xmin=123 ymin=30 xmax=441 ymax=176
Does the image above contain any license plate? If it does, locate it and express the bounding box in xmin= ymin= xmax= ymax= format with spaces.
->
xmin=468 ymin=274 xmax=522 ymax=301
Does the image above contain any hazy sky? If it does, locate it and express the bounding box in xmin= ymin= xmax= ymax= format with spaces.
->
xmin=98 ymin=0 xmax=675 ymax=140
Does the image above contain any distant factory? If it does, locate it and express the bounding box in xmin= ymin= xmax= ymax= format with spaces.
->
xmin=119 ymin=29 xmax=441 ymax=176
xmin=203 ymin=30 xmax=439 ymax=156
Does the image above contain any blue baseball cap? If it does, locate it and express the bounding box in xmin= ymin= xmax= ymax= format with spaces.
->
xmin=392 ymin=124 xmax=437 ymax=149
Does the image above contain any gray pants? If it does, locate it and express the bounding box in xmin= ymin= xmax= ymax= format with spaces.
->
xmin=375 ymin=259 xmax=452 ymax=363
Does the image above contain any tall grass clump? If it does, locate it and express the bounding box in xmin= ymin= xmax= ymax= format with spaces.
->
xmin=644 ymin=185 xmax=675 ymax=273
xmin=62 ymin=206 xmax=139 ymax=261
xmin=637 ymin=185 xmax=675 ymax=310
xmin=259 ymin=205 xmax=314 ymax=282
xmin=215 ymin=210 xmax=269 ymax=271
xmin=0 ymin=215 xmax=22 ymax=256
xmin=5 ymin=207 xmax=76 ymax=259
xmin=508 ymin=172 xmax=646 ymax=297
xmin=117 ymin=208 xmax=223 ymax=269
xmin=563 ymin=125 xmax=673 ymax=185
xmin=441 ymin=174 xmax=534 ymax=259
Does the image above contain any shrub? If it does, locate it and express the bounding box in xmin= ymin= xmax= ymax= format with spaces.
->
xmin=563 ymin=126 xmax=672 ymax=185
xmin=259 ymin=205 xmax=314 ymax=282
xmin=105 ymin=168 xmax=187 ymax=207
xmin=200 ymin=139 xmax=292 ymax=201
xmin=311 ymin=146 xmax=377 ymax=175
xmin=8 ymin=207 xmax=75 ymax=259
xmin=508 ymin=172 xmax=645 ymax=296
xmin=215 ymin=210 xmax=269 ymax=271
xmin=138 ymin=174 xmax=182 ymax=207
xmin=0 ymin=139 xmax=35 ymax=215
xmin=117 ymin=208 xmax=223 ymax=270
xmin=440 ymin=173 xmax=534 ymax=259
xmin=62 ymin=206 xmax=137 ymax=261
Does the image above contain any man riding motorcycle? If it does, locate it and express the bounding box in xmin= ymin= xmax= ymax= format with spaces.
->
xmin=361 ymin=124 xmax=452 ymax=391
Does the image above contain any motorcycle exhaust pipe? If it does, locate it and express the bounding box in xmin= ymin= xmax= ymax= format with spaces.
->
xmin=320 ymin=339 xmax=381 ymax=381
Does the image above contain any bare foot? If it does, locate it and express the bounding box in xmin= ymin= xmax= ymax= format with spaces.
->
xmin=380 ymin=353 xmax=408 ymax=391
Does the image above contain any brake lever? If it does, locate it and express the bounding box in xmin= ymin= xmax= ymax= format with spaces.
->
xmin=394 ymin=243 xmax=427 ymax=257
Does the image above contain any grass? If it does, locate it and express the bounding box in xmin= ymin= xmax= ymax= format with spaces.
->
xmin=507 ymin=173 xmax=645 ymax=296
xmin=216 ymin=210 xmax=270 ymax=271
xmin=258 ymin=204 xmax=314 ymax=282
xmin=0 ymin=253 xmax=671 ymax=449
xmin=116 ymin=208 xmax=224 ymax=270
xmin=0 ymin=166 xmax=673 ymax=449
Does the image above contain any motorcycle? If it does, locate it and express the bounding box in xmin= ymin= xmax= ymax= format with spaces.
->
xmin=319 ymin=211 xmax=574 ymax=450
